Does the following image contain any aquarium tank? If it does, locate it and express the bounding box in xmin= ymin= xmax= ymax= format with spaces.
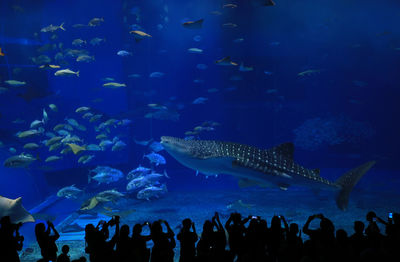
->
xmin=0 ymin=0 xmax=399 ymax=261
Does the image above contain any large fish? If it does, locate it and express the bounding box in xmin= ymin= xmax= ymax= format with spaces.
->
xmin=160 ymin=136 xmax=376 ymax=211
xmin=3 ymin=154 xmax=36 ymax=168
xmin=182 ymin=19 xmax=204 ymax=29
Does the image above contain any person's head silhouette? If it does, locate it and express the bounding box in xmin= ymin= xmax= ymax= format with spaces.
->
xmin=132 ymin=224 xmax=142 ymax=236
xmin=354 ymin=221 xmax=365 ymax=234
xmin=120 ymin=225 xmax=130 ymax=237
xmin=182 ymin=218 xmax=192 ymax=230
xmin=62 ymin=245 xmax=69 ymax=254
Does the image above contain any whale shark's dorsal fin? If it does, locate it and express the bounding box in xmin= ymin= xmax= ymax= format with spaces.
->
xmin=268 ymin=142 xmax=294 ymax=159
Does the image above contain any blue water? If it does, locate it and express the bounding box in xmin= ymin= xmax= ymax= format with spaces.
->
xmin=0 ymin=0 xmax=399 ymax=260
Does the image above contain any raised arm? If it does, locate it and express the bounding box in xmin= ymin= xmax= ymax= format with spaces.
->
xmin=302 ymin=215 xmax=316 ymax=236
xmin=225 ymin=214 xmax=233 ymax=229
xmin=376 ymin=216 xmax=388 ymax=226
xmin=214 ymin=212 xmax=224 ymax=231
xmin=109 ymin=216 xmax=120 ymax=247
xmin=163 ymin=220 xmax=175 ymax=237
xmin=192 ymin=222 xmax=198 ymax=241
xmin=241 ymin=215 xmax=251 ymax=226
xmin=114 ymin=216 xmax=120 ymax=238
xmin=48 ymin=221 xmax=60 ymax=240
xmin=280 ymin=215 xmax=289 ymax=234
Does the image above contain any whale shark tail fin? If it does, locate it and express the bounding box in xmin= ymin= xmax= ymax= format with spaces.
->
xmin=335 ymin=161 xmax=376 ymax=211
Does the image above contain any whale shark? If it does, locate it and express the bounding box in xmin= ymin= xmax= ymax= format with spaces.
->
xmin=160 ymin=136 xmax=376 ymax=211
xmin=0 ymin=196 xmax=35 ymax=223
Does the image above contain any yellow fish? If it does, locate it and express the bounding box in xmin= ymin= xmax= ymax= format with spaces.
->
xmin=182 ymin=19 xmax=204 ymax=29
xmin=215 ymin=56 xmax=238 ymax=66
xmin=39 ymin=64 xmax=61 ymax=69
xmin=66 ymin=143 xmax=86 ymax=155
xmin=0 ymin=47 xmax=5 ymax=56
xmin=96 ymin=134 xmax=107 ymax=140
xmin=18 ymin=130 xmax=41 ymax=138
xmin=129 ymin=30 xmax=152 ymax=42
xmin=80 ymin=197 xmax=99 ymax=211
xmin=103 ymin=82 xmax=126 ymax=88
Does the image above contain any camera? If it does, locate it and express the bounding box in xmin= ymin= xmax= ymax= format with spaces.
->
xmin=389 ymin=213 xmax=393 ymax=219
xmin=251 ymin=216 xmax=258 ymax=219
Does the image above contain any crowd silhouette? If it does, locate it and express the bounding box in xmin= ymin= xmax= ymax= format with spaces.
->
xmin=0 ymin=210 xmax=399 ymax=262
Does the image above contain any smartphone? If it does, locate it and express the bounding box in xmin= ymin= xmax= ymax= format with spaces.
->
xmin=389 ymin=213 xmax=393 ymax=219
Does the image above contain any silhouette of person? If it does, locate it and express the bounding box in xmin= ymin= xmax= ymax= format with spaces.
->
xmin=103 ymin=216 xmax=120 ymax=261
xmin=116 ymin=224 xmax=132 ymax=261
xmin=197 ymin=220 xmax=214 ymax=262
xmin=35 ymin=220 xmax=60 ymax=262
xmin=364 ymin=211 xmax=385 ymax=254
xmin=84 ymin=223 xmax=98 ymax=261
xmin=197 ymin=213 xmax=229 ymax=262
xmin=57 ymin=245 xmax=70 ymax=262
xmin=349 ymin=221 xmax=367 ymax=259
xmin=365 ymin=211 xmax=387 ymax=236
xmin=211 ymin=212 xmax=228 ymax=262
xmin=85 ymin=220 xmax=109 ymax=262
xmin=303 ymin=214 xmax=335 ymax=262
xmin=284 ymin=222 xmax=303 ymax=262
xmin=243 ymin=215 xmax=263 ymax=262
xmin=150 ymin=220 xmax=176 ymax=262
xmin=225 ymin=212 xmax=249 ymax=261
xmin=267 ymin=215 xmax=287 ymax=261
xmin=335 ymin=229 xmax=352 ymax=262
xmin=384 ymin=212 xmax=400 ymax=260
xmin=131 ymin=222 xmax=152 ymax=262
xmin=0 ymin=216 xmax=24 ymax=262
xmin=177 ymin=218 xmax=198 ymax=262
xmin=256 ymin=218 xmax=269 ymax=261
